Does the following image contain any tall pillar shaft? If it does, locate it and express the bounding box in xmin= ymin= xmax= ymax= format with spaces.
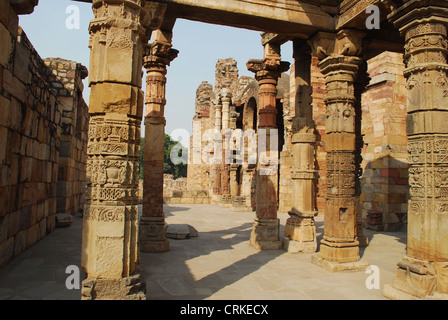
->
xmin=284 ymin=44 xmax=318 ymax=253
xmin=384 ymin=1 xmax=448 ymax=299
xmin=308 ymin=30 xmax=368 ymax=271
xmin=318 ymin=55 xmax=362 ymax=263
xmin=247 ymin=43 xmax=290 ymax=250
xmin=140 ymin=35 xmax=178 ymax=253
xmin=81 ymin=0 xmax=150 ymax=300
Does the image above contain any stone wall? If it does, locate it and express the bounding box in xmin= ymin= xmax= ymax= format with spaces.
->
xmin=45 ymin=58 xmax=89 ymax=216
xmin=360 ymin=51 xmax=408 ymax=231
xmin=187 ymin=81 xmax=214 ymax=192
xmin=0 ymin=1 xmax=88 ymax=267
xmin=0 ymin=20 xmax=62 ymax=266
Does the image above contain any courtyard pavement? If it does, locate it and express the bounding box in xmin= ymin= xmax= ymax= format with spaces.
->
xmin=0 ymin=204 xmax=407 ymax=300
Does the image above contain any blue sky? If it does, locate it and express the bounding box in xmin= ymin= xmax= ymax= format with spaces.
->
xmin=19 ymin=0 xmax=293 ymax=144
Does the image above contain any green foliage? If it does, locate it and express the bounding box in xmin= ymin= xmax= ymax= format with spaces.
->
xmin=139 ymin=134 xmax=188 ymax=180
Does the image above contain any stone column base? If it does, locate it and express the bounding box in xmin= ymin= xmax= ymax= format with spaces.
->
xmin=383 ymin=284 xmax=448 ymax=300
xmin=81 ymin=273 xmax=146 ymax=300
xmin=383 ymin=256 xmax=448 ymax=299
xmin=311 ymin=254 xmax=369 ymax=273
xmin=139 ymin=216 xmax=169 ymax=253
xmin=318 ymin=239 xmax=361 ymax=263
xmin=283 ymin=238 xmax=317 ymax=254
xmin=218 ymin=194 xmax=233 ymax=208
xmin=249 ymin=218 xmax=283 ymax=250
xmin=283 ymin=215 xmax=317 ymax=253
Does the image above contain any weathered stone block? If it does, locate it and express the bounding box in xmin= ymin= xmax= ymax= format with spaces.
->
xmin=0 ymin=127 xmax=7 ymax=165
xmin=0 ymin=95 xmax=11 ymax=128
xmin=13 ymin=41 xmax=31 ymax=84
xmin=55 ymin=213 xmax=74 ymax=228
xmin=13 ymin=230 xmax=26 ymax=257
xmin=25 ymin=223 xmax=39 ymax=248
xmin=0 ymin=22 xmax=12 ymax=67
xmin=392 ymin=268 xmax=436 ymax=298
xmin=0 ymin=237 xmax=13 ymax=267
xmin=165 ymin=224 xmax=198 ymax=239
xmin=2 ymin=69 xmax=26 ymax=102
xmin=434 ymin=262 xmax=448 ymax=294
xmin=81 ymin=273 xmax=146 ymax=300
xmin=0 ymin=215 xmax=8 ymax=242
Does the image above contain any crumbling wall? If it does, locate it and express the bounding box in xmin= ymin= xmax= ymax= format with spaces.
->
xmin=360 ymin=51 xmax=408 ymax=231
xmin=45 ymin=58 xmax=89 ymax=216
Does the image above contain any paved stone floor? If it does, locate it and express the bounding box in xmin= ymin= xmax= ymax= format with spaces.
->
xmin=0 ymin=204 xmax=407 ymax=300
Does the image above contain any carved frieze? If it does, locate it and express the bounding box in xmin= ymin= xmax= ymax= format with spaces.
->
xmin=87 ymin=116 xmax=140 ymax=157
xmin=408 ymin=137 xmax=448 ymax=164
xmin=84 ymin=205 xmax=138 ymax=222
xmin=87 ymin=157 xmax=138 ymax=187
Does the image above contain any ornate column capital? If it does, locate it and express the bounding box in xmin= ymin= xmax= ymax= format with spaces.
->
xmin=143 ymin=41 xmax=179 ymax=70
xmin=308 ymin=29 xmax=366 ymax=61
xmin=388 ymin=0 xmax=448 ymax=32
xmin=246 ymin=59 xmax=290 ymax=82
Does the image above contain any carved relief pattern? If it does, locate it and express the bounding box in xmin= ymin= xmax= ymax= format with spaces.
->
xmin=87 ymin=116 xmax=140 ymax=157
xmin=84 ymin=205 xmax=138 ymax=222
xmin=404 ymin=21 xmax=448 ymax=111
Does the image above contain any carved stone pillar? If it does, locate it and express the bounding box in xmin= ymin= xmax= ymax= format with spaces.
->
xmin=81 ymin=0 xmax=155 ymax=300
xmin=222 ymin=93 xmax=231 ymax=130
xmin=283 ymin=44 xmax=318 ymax=253
xmin=384 ymin=0 xmax=448 ymax=299
xmin=247 ymin=42 xmax=290 ymax=250
xmin=220 ymin=132 xmax=232 ymax=207
xmin=212 ymin=101 xmax=222 ymax=203
xmin=309 ymin=30 xmax=369 ymax=271
xmin=140 ymin=31 xmax=178 ymax=253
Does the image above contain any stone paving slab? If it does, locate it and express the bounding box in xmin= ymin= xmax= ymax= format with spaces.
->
xmin=0 ymin=204 xmax=407 ymax=300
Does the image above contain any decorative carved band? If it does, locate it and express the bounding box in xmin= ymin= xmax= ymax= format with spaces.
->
xmin=292 ymin=170 xmax=316 ymax=180
xmin=291 ymin=133 xmax=316 ymax=144
xmin=408 ymin=137 xmax=448 ymax=164
xmin=87 ymin=157 xmax=139 ymax=187
xmin=86 ymin=186 xmax=139 ymax=202
xmin=84 ymin=205 xmax=138 ymax=222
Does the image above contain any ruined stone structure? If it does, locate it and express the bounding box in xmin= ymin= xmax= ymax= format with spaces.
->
xmin=45 ymin=58 xmax=89 ymax=217
xmin=3 ymin=0 xmax=448 ymax=300
xmin=0 ymin=2 xmax=89 ymax=267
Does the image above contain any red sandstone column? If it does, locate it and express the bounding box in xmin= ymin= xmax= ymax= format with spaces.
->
xmin=139 ymin=30 xmax=178 ymax=253
xmin=247 ymin=42 xmax=290 ymax=250
xmin=384 ymin=0 xmax=448 ymax=299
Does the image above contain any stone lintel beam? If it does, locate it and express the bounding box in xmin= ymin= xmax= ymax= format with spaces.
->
xmin=161 ymin=0 xmax=335 ymax=38
xmin=337 ymin=0 xmax=397 ymax=30
xmin=261 ymin=32 xmax=293 ymax=46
